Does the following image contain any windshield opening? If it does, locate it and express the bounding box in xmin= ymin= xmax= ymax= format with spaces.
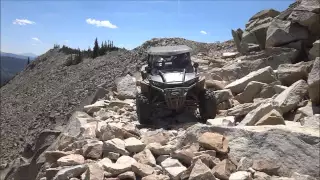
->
xmin=150 ymin=53 xmax=193 ymax=74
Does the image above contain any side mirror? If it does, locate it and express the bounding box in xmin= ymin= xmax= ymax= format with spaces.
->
xmin=193 ymin=62 xmax=199 ymax=69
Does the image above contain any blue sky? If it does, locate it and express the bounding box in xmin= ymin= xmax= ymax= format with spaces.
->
xmin=1 ymin=0 xmax=294 ymax=55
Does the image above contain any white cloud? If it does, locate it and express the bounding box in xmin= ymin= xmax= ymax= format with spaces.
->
xmin=86 ymin=18 xmax=118 ymax=29
xmin=13 ymin=19 xmax=35 ymax=25
xmin=200 ymin=30 xmax=207 ymax=35
xmin=32 ymin=37 xmax=41 ymax=42
xmin=32 ymin=43 xmax=37 ymax=46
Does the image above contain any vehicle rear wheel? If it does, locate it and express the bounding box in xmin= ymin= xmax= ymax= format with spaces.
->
xmin=136 ymin=93 xmax=153 ymax=125
xmin=198 ymin=89 xmax=217 ymax=123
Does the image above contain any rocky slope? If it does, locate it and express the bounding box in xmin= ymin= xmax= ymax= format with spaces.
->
xmin=0 ymin=39 xmax=234 ymax=165
xmin=1 ymin=0 xmax=320 ymax=179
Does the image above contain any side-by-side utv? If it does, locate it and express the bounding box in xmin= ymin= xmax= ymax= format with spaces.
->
xmin=137 ymin=45 xmax=217 ymax=124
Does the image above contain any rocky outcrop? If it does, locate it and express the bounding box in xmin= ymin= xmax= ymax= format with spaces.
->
xmin=225 ymin=66 xmax=277 ymax=94
xmin=179 ymin=124 xmax=320 ymax=178
xmin=232 ymin=0 xmax=320 ymax=63
xmin=307 ymin=58 xmax=320 ymax=105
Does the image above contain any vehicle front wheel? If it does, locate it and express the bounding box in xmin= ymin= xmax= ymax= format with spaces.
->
xmin=136 ymin=93 xmax=153 ymax=125
xmin=198 ymin=89 xmax=217 ymax=123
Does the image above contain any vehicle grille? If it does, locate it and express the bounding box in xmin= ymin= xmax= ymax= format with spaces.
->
xmin=164 ymin=88 xmax=187 ymax=110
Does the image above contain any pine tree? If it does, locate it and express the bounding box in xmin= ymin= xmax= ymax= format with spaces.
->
xmin=99 ymin=41 xmax=106 ymax=56
xmin=92 ymin=38 xmax=99 ymax=58
xmin=26 ymin=57 xmax=30 ymax=66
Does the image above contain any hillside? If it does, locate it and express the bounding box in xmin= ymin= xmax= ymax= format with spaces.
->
xmin=1 ymin=0 xmax=320 ymax=179
xmin=0 ymin=38 xmax=231 ymax=163
xmin=0 ymin=56 xmax=30 ymax=86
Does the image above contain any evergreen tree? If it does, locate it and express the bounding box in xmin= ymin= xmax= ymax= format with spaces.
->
xmin=92 ymin=38 xmax=99 ymax=58
xmin=26 ymin=57 xmax=30 ymax=66
xmin=99 ymin=41 xmax=106 ymax=56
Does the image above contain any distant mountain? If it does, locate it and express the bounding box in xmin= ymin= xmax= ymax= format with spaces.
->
xmin=19 ymin=53 xmax=38 ymax=58
xmin=0 ymin=55 xmax=32 ymax=86
xmin=0 ymin=51 xmax=37 ymax=60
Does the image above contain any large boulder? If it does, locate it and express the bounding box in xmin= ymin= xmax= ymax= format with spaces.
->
xmin=249 ymin=9 xmax=281 ymax=22
xmin=289 ymin=0 xmax=320 ymax=36
xmin=276 ymin=61 xmax=313 ymax=86
xmin=307 ymin=58 xmax=320 ymax=105
xmin=225 ymin=66 xmax=277 ymax=94
xmin=266 ymin=19 xmax=309 ymax=48
xmin=115 ymin=74 xmax=137 ymax=100
xmin=238 ymin=101 xmax=281 ymax=126
xmin=274 ymin=80 xmax=308 ymax=113
xmin=64 ymin=111 xmax=94 ymax=138
xmin=178 ymin=124 xmax=320 ymax=178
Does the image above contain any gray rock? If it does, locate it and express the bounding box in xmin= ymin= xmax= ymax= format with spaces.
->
xmin=57 ymin=154 xmax=85 ymax=166
xmin=249 ymin=9 xmax=280 ymax=21
xmin=83 ymin=163 xmax=104 ymax=180
xmin=309 ymin=40 xmax=320 ymax=59
xmin=178 ymin=124 xmax=320 ymax=178
xmin=291 ymin=172 xmax=317 ymax=180
xmin=115 ymin=74 xmax=137 ymax=100
xmin=225 ymin=66 xmax=277 ymax=94
xmin=44 ymin=151 xmax=71 ymax=163
xmin=131 ymin=162 xmax=155 ymax=177
xmin=105 ymin=152 xmax=120 ymax=161
xmin=207 ymin=116 xmax=235 ymax=127
xmin=255 ymin=109 xmax=285 ymax=126
xmin=171 ymin=144 xmax=198 ymax=166
xmin=214 ymin=89 xmax=234 ymax=104
xmin=103 ymin=138 xmax=129 ymax=156
xmin=252 ymin=159 xmax=281 ymax=176
xmin=274 ymin=85 xmax=287 ymax=94
xmin=254 ymin=171 xmax=270 ymax=180
xmin=124 ymin=137 xmax=146 ymax=153
xmin=239 ymin=101 xmax=281 ymax=126
xmin=213 ymin=159 xmax=237 ymax=180
xmin=235 ymin=81 xmax=266 ymax=103
xmin=277 ymin=62 xmax=313 ymax=86
xmin=289 ymin=0 xmax=320 ymax=36
xmin=297 ymin=101 xmax=320 ymax=117
xmin=103 ymin=156 xmax=137 ymax=176
xmin=265 ymin=19 xmax=309 ymax=48
xmin=188 ymin=159 xmax=216 ymax=180
xmin=118 ymin=171 xmax=136 ymax=180
xmin=97 ymin=157 xmax=112 ymax=168
xmin=83 ymin=100 xmax=107 ymax=114
xmin=147 ymin=143 xmax=176 ymax=156
xmin=237 ymin=157 xmax=253 ymax=171
xmin=141 ymin=174 xmax=170 ymax=180
xmin=307 ymin=58 xmax=320 ymax=105
xmin=133 ymin=149 xmax=156 ymax=167
xmin=229 ymin=171 xmax=252 ymax=180
xmin=64 ymin=111 xmax=93 ymax=138
xmin=227 ymin=101 xmax=267 ymax=118
xmin=82 ymin=140 xmax=103 ymax=159
xmin=161 ymin=158 xmax=187 ymax=180
xmin=274 ymin=80 xmax=308 ymax=113
xmin=53 ymin=165 xmax=88 ymax=180
xmin=302 ymin=114 xmax=320 ymax=128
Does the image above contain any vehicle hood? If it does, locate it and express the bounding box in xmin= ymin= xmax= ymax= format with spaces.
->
xmin=150 ymin=71 xmax=197 ymax=83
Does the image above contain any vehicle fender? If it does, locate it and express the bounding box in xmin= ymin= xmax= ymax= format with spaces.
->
xmin=140 ymin=80 xmax=150 ymax=94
